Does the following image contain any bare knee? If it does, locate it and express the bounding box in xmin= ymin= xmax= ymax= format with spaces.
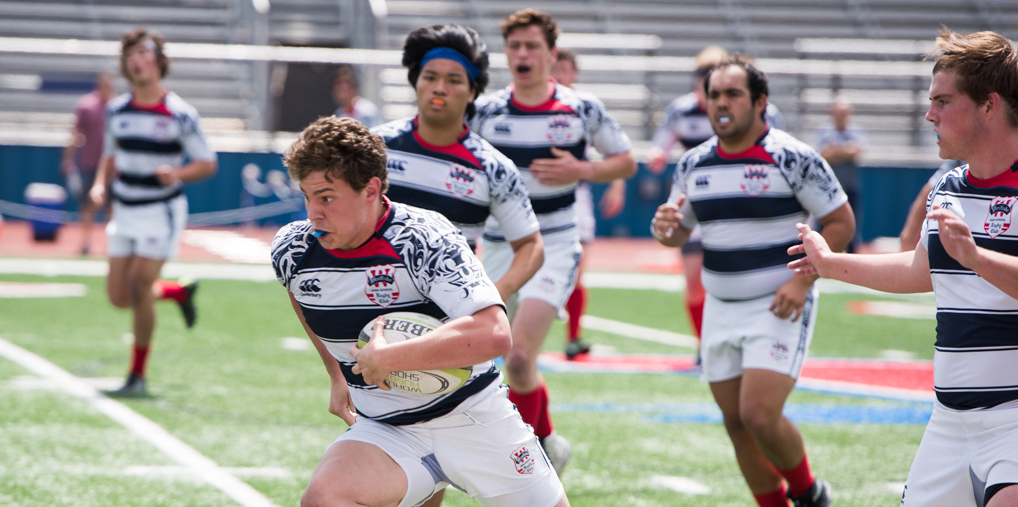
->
xmin=301 ymin=480 xmax=354 ymax=507
xmin=107 ymin=285 xmax=133 ymax=308
xmin=739 ymin=404 xmax=781 ymax=439
xmin=504 ymin=348 xmax=535 ymax=384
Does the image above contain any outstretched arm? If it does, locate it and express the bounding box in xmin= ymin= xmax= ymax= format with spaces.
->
xmin=899 ymin=184 xmax=932 ymax=251
xmin=788 ymin=223 xmax=933 ymax=294
xmin=929 ymin=206 xmax=1018 ymax=299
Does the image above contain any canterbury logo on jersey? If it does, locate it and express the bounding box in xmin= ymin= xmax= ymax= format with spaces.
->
xmin=494 ymin=123 xmax=512 ymax=134
xmin=695 ymin=175 xmax=711 ymax=188
xmin=388 ymin=159 xmax=408 ymax=172
xmin=299 ymin=278 xmax=322 ymax=296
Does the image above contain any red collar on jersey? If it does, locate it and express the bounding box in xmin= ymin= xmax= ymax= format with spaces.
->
xmin=323 ymin=196 xmax=398 ymax=260
xmin=411 ymin=117 xmax=479 ymax=166
xmin=966 ymin=163 xmax=1018 ymax=189
xmin=715 ymin=125 xmax=775 ymax=165
xmin=509 ymin=79 xmax=577 ymax=114
xmin=129 ymin=92 xmax=172 ymax=117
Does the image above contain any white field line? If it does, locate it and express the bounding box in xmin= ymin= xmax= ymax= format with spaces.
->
xmin=0 ymin=337 xmax=279 ymax=507
xmin=581 ymin=314 xmax=698 ymax=349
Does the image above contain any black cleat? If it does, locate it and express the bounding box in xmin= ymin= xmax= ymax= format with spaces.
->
xmin=178 ymin=276 xmax=198 ymax=328
xmin=106 ymin=372 xmax=147 ymax=398
xmin=565 ymin=340 xmax=591 ymax=360
xmin=788 ymin=478 xmax=832 ymax=507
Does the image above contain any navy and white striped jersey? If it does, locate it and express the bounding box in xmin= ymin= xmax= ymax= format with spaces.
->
xmin=372 ymin=117 xmax=538 ymax=247
xmin=271 ymin=200 xmax=505 ymax=425
xmin=652 ymin=91 xmax=786 ymax=153
xmin=103 ymin=92 xmax=215 ymax=205
xmin=669 ymin=127 xmax=847 ymax=300
xmin=470 ymin=80 xmax=631 ymax=239
xmin=921 ymin=165 xmax=1018 ymax=410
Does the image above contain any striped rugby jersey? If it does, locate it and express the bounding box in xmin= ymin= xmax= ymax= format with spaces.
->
xmin=103 ymin=92 xmax=215 ymax=205
xmin=669 ymin=127 xmax=847 ymax=300
xmin=470 ymin=80 xmax=631 ymax=239
xmin=372 ymin=117 xmax=538 ymax=247
xmin=921 ymin=164 xmax=1018 ymax=410
xmin=271 ymin=199 xmax=504 ymax=425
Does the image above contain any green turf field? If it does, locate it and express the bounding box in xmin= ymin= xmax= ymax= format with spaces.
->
xmin=0 ymin=272 xmax=934 ymax=506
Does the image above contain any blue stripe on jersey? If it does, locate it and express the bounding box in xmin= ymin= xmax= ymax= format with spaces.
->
xmin=117 ymin=138 xmax=182 ymax=154
xmin=928 ymin=233 xmax=1018 ymax=272
xmin=531 ymin=191 xmax=576 ymax=215
xmin=692 ymin=196 xmax=804 ymax=222
xmin=387 ymin=186 xmax=491 ymax=226
xmin=933 ymin=386 xmax=1018 ymax=411
xmin=369 ymin=366 xmax=500 ymax=425
xmin=935 ymin=312 xmax=1018 ymax=348
xmin=385 ymin=128 xmax=482 ymax=170
xmin=493 ymin=143 xmax=587 ymax=172
xmin=302 ymin=301 xmax=446 ymax=346
xmin=702 ymin=240 xmax=802 ymax=273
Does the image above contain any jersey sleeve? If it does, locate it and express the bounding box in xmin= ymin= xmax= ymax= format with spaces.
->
xmin=790 ymin=149 xmax=848 ymax=219
xmin=270 ymin=220 xmax=315 ymax=292
xmin=651 ymin=100 xmax=681 ymax=152
xmin=666 ymin=152 xmax=698 ymax=229
xmin=482 ymin=147 xmax=539 ymax=242
xmin=178 ymin=109 xmax=216 ymax=163
xmin=400 ymin=212 xmax=504 ymax=319
xmin=582 ymin=95 xmax=632 ymax=158
xmin=103 ymin=103 xmax=117 ymax=158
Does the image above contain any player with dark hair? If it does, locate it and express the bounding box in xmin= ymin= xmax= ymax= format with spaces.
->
xmin=470 ymin=8 xmax=637 ymax=475
xmin=373 ymin=24 xmax=542 ymax=301
xmin=332 ymin=64 xmax=381 ymax=128
xmin=550 ymin=48 xmax=628 ymax=359
xmin=790 ymin=29 xmax=1018 ymax=507
xmin=273 ymin=116 xmax=569 ymax=507
xmin=90 ymin=27 xmax=217 ymax=396
xmin=653 ymin=57 xmax=854 ymax=507
xmin=647 ymin=47 xmax=785 ymax=356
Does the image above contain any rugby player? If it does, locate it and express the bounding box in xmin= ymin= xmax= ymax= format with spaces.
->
xmin=652 ymin=57 xmax=854 ymax=507
xmin=273 ymin=116 xmax=570 ymax=507
xmin=90 ymin=28 xmax=217 ymax=396
xmin=789 ymin=30 xmax=1018 ymax=507
xmin=470 ymin=8 xmax=637 ymax=474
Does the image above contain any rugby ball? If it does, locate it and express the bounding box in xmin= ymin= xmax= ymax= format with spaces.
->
xmin=358 ymin=312 xmax=472 ymax=396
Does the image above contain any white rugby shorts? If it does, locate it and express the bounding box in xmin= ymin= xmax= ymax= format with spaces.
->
xmin=901 ymin=403 xmax=1018 ymax=507
xmin=106 ymin=195 xmax=187 ymax=260
xmin=336 ymin=383 xmax=565 ymax=507
xmin=700 ymin=287 xmax=819 ymax=383
xmin=482 ymin=230 xmax=581 ymax=312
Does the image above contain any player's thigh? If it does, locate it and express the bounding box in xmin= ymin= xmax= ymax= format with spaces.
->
xmin=328 ymin=418 xmax=443 ymax=507
xmin=106 ymin=256 xmax=134 ymax=305
xmin=987 ymin=484 xmax=1018 ymax=507
xmin=306 ymin=439 xmax=409 ymax=507
xmin=509 ymin=298 xmax=559 ymax=357
xmin=738 ymin=368 xmax=796 ymax=424
xmin=437 ymin=391 xmax=564 ymax=506
xmin=902 ymin=407 xmax=977 ymax=507
xmin=708 ymin=376 xmax=743 ymax=422
xmin=130 ymin=256 xmax=166 ymax=293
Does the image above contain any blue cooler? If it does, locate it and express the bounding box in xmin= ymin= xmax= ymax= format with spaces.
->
xmin=24 ymin=183 xmax=67 ymax=241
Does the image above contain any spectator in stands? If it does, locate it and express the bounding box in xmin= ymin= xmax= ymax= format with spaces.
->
xmin=91 ymin=28 xmax=217 ymax=396
xmin=62 ymin=71 xmax=115 ymax=256
xmin=899 ymin=159 xmax=965 ymax=251
xmin=816 ymin=97 xmax=867 ymax=252
xmin=551 ymin=48 xmax=628 ymax=359
xmin=332 ymin=64 xmax=381 ymax=128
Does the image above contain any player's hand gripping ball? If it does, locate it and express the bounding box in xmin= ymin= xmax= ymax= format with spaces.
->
xmin=358 ymin=312 xmax=472 ymax=396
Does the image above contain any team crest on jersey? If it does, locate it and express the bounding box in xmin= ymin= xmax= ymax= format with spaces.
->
xmin=984 ymin=196 xmax=1016 ymax=238
xmin=546 ymin=114 xmax=574 ymax=145
xmin=445 ymin=163 xmax=476 ymax=198
xmin=740 ymin=165 xmax=770 ymax=196
xmin=365 ymin=265 xmax=400 ymax=308
xmin=151 ymin=117 xmax=172 ymax=141
xmin=770 ymin=339 xmax=790 ymax=361
xmin=510 ymin=445 xmax=535 ymax=474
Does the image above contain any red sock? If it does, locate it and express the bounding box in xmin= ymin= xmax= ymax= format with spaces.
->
xmin=686 ymin=299 xmax=704 ymax=338
xmin=509 ymin=383 xmax=553 ymax=438
xmin=130 ymin=346 xmax=150 ymax=377
xmin=155 ymin=280 xmax=186 ymax=303
xmin=565 ymin=284 xmax=586 ymax=342
xmin=753 ymin=485 xmax=790 ymax=507
xmin=779 ymin=454 xmax=816 ymax=497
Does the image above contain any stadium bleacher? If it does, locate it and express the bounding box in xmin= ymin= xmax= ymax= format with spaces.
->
xmin=1 ymin=0 xmax=1015 ymax=165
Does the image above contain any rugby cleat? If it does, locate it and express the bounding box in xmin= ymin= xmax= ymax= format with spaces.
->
xmin=540 ymin=431 xmax=571 ymax=477
xmin=788 ymin=478 xmax=832 ymax=507
xmin=107 ymin=372 xmax=147 ymax=398
xmin=564 ymin=340 xmax=591 ymax=360
xmin=177 ymin=276 xmax=198 ymax=328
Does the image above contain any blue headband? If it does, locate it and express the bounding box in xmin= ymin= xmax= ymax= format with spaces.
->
xmin=419 ymin=47 xmax=480 ymax=81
